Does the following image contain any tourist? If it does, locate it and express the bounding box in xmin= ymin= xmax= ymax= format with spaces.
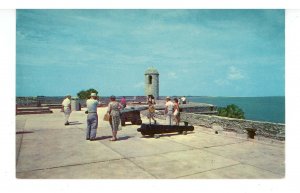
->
xmin=61 ymin=94 xmax=71 ymax=125
xmin=86 ymin=93 xmax=99 ymax=141
xmin=181 ymin=96 xmax=187 ymax=104
xmin=147 ymin=95 xmax=156 ymax=124
xmin=165 ymin=96 xmax=174 ymax=125
xmin=120 ymin=96 xmax=127 ymax=109
xmin=107 ymin=95 xmax=122 ymax=141
xmin=147 ymin=94 xmax=154 ymax=104
xmin=173 ymin=98 xmax=180 ymax=125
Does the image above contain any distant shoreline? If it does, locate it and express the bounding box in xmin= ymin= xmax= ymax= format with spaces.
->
xmin=16 ymin=95 xmax=285 ymax=98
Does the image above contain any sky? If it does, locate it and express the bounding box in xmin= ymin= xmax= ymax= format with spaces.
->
xmin=16 ymin=9 xmax=285 ymax=97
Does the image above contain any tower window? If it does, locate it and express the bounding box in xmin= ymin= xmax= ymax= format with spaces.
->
xmin=148 ymin=75 xmax=152 ymax=84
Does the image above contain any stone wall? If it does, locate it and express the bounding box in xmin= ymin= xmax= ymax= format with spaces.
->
xmin=180 ymin=112 xmax=285 ymax=141
xmin=16 ymin=96 xmax=147 ymax=108
xmin=180 ymin=103 xmax=217 ymax=114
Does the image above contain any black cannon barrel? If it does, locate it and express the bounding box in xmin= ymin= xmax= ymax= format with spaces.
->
xmin=137 ymin=124 xmax=194 ymax=136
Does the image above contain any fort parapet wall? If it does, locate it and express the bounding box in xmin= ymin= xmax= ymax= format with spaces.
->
xmin=180 ymin=112 xmax=285 ymax=141
xmin=16 ymin=96 xmax=146 ymax=107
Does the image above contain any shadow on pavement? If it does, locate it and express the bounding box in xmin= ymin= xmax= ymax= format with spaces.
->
xmin=68 ymin=121 xmax=83 ymax=125
xmin=117 ymin=136 xmax=132 ymax=141
xmin=16 ymin=131 xmax=34 ymax=134
xmin=141 ymin=131 xmax=195 ymax=138
xmin=89 ymin=136 xmax=132 ymax=141
xmin=91 ymin=136 xmax=112 ymax=141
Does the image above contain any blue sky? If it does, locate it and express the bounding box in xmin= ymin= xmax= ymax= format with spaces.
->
xmin=16 ymin=9 xmax=285 ymax=97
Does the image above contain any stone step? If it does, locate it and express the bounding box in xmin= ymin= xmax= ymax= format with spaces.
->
xmin=41 ymin=104 xmax=62 ymax=109
xmin=16 ymin=110 xmax=53 ymax=115
xmin=16 ymin=106 xmax=53 ymax=115
xmin=17 ymin=107 xmax=50 ymax=111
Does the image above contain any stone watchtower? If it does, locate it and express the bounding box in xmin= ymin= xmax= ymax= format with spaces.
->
xmin=144 ymin=67 xmax=159 ymax=99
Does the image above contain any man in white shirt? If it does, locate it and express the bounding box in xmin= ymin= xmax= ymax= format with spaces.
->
xmin=62 ymin=94 xmax=71 ymax=125
xmin=86 ymin=93 xmax=99 ymax=141
xmin=165 ymin=96 xmax=174 ymax=125
xmin=181 ymin=96 xmax=187 ymax=104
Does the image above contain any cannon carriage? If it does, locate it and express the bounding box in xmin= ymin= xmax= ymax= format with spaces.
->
xmin=120 ymin=108 xmax=143 ymax=126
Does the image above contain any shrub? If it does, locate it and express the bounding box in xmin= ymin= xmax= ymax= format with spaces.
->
xmin=77 ymin=88 xmax=99 ymax=99
xmin=217 ymin=104 xmax=245 ymax=119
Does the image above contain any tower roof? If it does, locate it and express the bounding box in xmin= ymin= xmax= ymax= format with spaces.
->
xmin=145 ymin=67 xmax=159 ymax=75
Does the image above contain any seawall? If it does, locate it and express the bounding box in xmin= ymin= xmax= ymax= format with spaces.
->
xmin=180 ymin=112 xmax=285 ymax=141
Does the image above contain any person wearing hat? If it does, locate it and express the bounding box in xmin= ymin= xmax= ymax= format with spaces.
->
xmin=107 ymin=95 xmax=122 ymax=141
xmin=165 ymin=96 xmax=174 ymax=125
xmin=86 ymin=93 xmax=99 ymax=140
xmin=61 ymin=94 xmax=72 ymax=125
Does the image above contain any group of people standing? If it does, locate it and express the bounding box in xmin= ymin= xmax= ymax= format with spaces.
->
xmin=61 ymin=94 xmax=187 ymax=141
xmin=165 ymin=96 xmax=180 ymax=126
xmin=147 ymin=95 xmax=182 ymax=126
xmin=62 ymin=93 xmax=124 ymax=141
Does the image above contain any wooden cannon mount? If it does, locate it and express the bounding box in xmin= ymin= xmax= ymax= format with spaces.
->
xmin=137 ymin=123 xmax=194 ymax=138
xmin=120 ymin=108 xmax=143 ymax=126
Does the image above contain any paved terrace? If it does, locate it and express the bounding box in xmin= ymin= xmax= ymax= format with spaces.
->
xmin=16 ymin=107 xmax=285 ymax=179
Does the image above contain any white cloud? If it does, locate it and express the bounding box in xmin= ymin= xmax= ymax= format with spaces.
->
xmin=215 ymin=66 xmax=245 ymax=86
xmin=214 ymin=79 xmax=230 ymax=86
xmin=168 ymin=72 xmax=178 ymax=79
xmin=134 ymin=81 xmax=144 ymax=88
xmin=227 ymin=66 xmax=245 ymax=80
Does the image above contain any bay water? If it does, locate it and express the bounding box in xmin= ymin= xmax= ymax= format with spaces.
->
xmin=187 ymin=96 xmax=285 ymax=123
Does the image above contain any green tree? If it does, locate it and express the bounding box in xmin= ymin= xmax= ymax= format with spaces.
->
xmin=77 ymin=88 xmax=99 ymax=99
xmin=217 ymin=104 xmax=245 ymax=119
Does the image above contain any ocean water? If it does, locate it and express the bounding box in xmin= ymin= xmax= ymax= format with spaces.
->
xmin=187 ymin=96 xmax=285 ymax=123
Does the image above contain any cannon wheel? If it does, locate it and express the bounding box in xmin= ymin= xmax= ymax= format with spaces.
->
xmin=178 ymin=130 xmax=187 ymax=135
xmin=136 ymin=119 xmax=142 ymax=125
xmin=143 ymin=133 xmax=154 ymax=138
xmin=121 ymin=119 xmax=126 ymax=126
xmin=154 ymin=134 xmax=160 ymax=139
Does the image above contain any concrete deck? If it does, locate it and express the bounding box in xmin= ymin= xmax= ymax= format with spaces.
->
xmin=16 ymin=107 xmax=285 ymax=179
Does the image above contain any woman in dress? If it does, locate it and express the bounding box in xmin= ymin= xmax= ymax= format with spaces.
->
xmin=107 ymin=95 xmax=122 ymax=141
xmin=147 ymin=95 xmax=156 ymax=124
xmin=173 ymin=98 xmax=180 ymax=126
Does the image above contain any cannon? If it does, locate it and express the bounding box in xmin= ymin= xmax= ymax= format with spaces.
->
xmin=137 ymin=123 xmax=194 ymax=137
xmin=120 ymin=108 xmax=143 ymax=126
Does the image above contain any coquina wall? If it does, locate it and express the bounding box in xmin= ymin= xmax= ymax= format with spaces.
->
xmin=180 ymin=112 xmax=285 ymax=141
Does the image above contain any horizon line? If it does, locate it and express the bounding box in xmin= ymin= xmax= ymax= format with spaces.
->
xmin=15 ymin=95 xmax=285 ymax=98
